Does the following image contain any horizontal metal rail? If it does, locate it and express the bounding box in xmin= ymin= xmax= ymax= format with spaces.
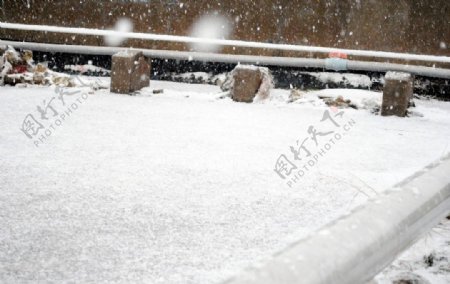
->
xmin=2 ymin=40 xmax=450 ymax=79
xmin=224 ymin=154 xmax=450 ymax=284
xmin=1 ymin=22 xmax=450 ymax=64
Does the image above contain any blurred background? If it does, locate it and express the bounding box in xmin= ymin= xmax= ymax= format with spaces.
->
xmin=1 ymin=0 xmax=448 ymax=60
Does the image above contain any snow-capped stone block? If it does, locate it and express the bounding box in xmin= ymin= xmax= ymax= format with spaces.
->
xmin=111 ymin=50 xmax=151 ymax=94
xmin=381 ymin=72 xmax=413 ymax=117
xmin=231 ymin=65 xmax=273 ymax=103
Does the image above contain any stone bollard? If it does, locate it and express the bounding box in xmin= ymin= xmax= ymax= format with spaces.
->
xmin=110 ymin=50 xmax=151 ymax=94
xmin=381 ymin=72 xmax=413 ymax=117
xmin=231 ymin=65 xmax=272 ymax=103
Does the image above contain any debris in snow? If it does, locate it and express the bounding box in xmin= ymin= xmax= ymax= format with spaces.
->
xmin=0 ymin=57 xmax=11 ymax=86
xmin=32 ymin=72 xmax=45 ymax=85
xmin=153 ymin=89 xmax=164 ymax=94
xmin=3 ymin=46 xmax=21 ymax=66
xmin=0 ymin=46 xmax=97 ymax=89
xmin=64 ymin=64 xmax=110 ymax=76
xmin=392 ymin=273 xmax=431 ymax=284
xmin=212 ymin=73 xmax=228 ymax=87
xmin=320 ymin=95 xmax=357 ymax=109
xmin=35 ymin=63 xmax=47 ymax=73
xmin=0 ymin=46 xmax=32 ymax=85
xmin=52 ymin=76 xmax=76 ymax=87
xmin=216 ymin=92 xmax=231 ymax=100
xmin=219 ymin=72 xmax=234 ymax=92
xmin=288 ymin=89 xmax=305 ymax=103
xmin=157 ymin=72 xmax=230 ymax=87
xmin=21 ymin=50 xmax=34 ymax=67
xmin=171 ymin=72 xmax=212 ymax=84
xmin=423 ymin=253 xmax=435 ymax=268
xmin=304 ymin=72 xmax=373 ymax=89
xmin=307 ymin=89 xmax=382 ymax=112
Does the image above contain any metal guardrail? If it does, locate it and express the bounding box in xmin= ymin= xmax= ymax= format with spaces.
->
xmin=2 ymin=40 xmax=450 ymax=79
xmin=1 ymin=22 xmax=450 ymax=64
xmin=224 ymin=154 xmax=450 ymax=284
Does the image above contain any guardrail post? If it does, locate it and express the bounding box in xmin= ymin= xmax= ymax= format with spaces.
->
xmin=381 ymin=72 xmax=413 ymax=117
xmin=110 ymin=50 xmax=151 ymax=94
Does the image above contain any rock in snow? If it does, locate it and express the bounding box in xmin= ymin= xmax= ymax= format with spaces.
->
xmin=230 ymin=64 xmax=273 ymax=103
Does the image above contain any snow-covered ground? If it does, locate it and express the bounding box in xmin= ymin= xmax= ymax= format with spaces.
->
xmin=376 ymin=218 xmax=450 ymax=284
xmin=0 ymin=78 xmax=449 ymax=283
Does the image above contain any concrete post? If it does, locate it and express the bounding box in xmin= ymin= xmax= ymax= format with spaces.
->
xmin=381 ymin=72 xmax=413 ymax=117
xmin=110 ymin=50 xmax=151 ymax=94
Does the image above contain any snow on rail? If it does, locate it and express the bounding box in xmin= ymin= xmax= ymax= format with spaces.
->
xmin=1 ymin=22 xmax=450 ymax=64
xmin=224 ymin=155 xmax=450 ymax=284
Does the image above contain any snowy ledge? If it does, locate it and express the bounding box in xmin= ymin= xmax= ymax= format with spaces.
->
xmin=385 ymin=71 xmax=413 ymax=81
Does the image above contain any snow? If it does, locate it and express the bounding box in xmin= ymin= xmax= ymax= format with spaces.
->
xmin=175 ymin=72 xmax=211 ymax=81
xmin=385 ymin=71 xmax=413 ymax=81
xmin=0 ymin=58 xmax=12 ymax=85
xmin=376 ymin=218 xmax=450 ymax=284
xmin=305 ymin=71 xmax=373 ymax=88
xmin=1 ymin=78 xmax=450 ymax=283
xmin=64 ymin=64 xmax=110 ymax=75
xmin=307 ymin=89 xmax=382 ymax=110
xmin=233 ymin=64 xmax=261 ymax=71
xmin=114 ymin=49 xmax=138 ymax=58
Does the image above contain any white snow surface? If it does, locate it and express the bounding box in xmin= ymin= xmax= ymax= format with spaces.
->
xmin=1 ymin=79 xmax=450 ymax=283
xmin=385 ymin=71 xmax=413 ymax=81
xmin=376 ymin=218 xmax=450 ymax=284
xmin=305 ymin=72 xmax=373 ymax=88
